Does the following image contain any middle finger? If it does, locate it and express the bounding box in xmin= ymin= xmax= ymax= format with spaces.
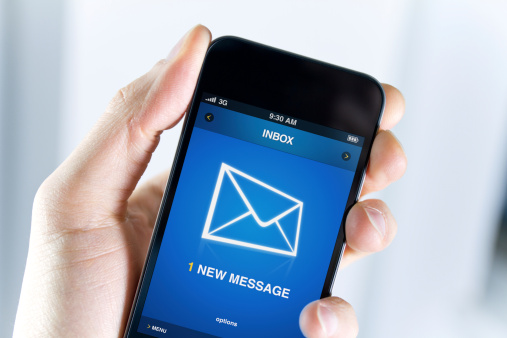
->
xmin=360 ymin=130 xmax=406 ymax=197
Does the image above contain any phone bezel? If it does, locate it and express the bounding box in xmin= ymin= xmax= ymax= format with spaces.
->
xmin=124 ymin=36 xmax=385 ymax=337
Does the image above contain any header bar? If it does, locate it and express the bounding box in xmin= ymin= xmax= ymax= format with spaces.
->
xmin=195 ymin=103 xmax=361 ymax=171
xmin=202 ymin=93 xmax=364 ymax=147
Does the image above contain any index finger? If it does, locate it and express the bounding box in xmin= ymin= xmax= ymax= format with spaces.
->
xmin=380 ymin=83 xmax=405 ymax=130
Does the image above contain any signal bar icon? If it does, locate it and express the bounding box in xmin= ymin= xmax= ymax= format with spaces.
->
xmin=205 ymin=97 xmax=217 ymax=103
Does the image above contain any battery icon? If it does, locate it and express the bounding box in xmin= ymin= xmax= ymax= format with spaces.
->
xmin=347 ymin=135 xmax=359 ymax=143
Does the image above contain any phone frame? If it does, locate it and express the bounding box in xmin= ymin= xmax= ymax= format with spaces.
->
xmin=124 ymin=36 xmax=385 ymax=337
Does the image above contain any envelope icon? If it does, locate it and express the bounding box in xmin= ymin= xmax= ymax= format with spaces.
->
xmin=202 ymin=163 xmax=303 ymax=256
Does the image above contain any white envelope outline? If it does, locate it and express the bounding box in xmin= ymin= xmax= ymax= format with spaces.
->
xmin=202 ymin=163 xmax=303 ymax=257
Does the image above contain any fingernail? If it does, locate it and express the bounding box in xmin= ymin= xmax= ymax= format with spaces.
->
xmin=318 ymin=304 xmax=338 ymax=336
xmin=365 ymin=206 xmax=386 ymax=239
xmin=166 ymin=26 xmax=195 ymax=61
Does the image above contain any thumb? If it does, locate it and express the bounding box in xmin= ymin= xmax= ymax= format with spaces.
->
xmin=300 ymin=297 xmax=359 ymax=338
xmin=40 ymin=25 xmax=211 ymax=223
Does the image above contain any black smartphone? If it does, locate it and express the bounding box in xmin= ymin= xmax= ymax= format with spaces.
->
xmin=124 ymin=37 xmax=384 ymax=338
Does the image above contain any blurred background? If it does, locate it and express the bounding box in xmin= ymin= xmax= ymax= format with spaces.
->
xmin=1 ymin=0 xmax=507 ymax=337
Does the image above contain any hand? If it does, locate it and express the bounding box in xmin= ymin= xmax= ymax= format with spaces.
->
xmin=14 ymin=25 xmax=406 ymax=338
xmin=299 ymin=83 xmax=405 ymax=337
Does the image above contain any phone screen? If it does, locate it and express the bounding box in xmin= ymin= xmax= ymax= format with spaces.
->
xmin=135 ymin=93 xmax=365 ymax=337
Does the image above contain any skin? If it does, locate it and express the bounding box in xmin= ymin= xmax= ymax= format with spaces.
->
xmin=13 ymin=25 xmax=406 ymax=338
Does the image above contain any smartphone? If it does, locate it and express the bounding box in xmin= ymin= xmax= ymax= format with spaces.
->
xmin=124 ymin=37 xmax=384 ymax=338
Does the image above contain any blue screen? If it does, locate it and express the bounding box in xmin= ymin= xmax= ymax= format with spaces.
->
xmin=137 ymin=100 xmax=361 ymax=337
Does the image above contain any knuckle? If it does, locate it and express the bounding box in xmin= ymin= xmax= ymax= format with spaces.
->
xmin=112 ymin=85 xmax=134 ymax=108
xmin=109 ymin=79 xmax=149 ymax=114
xmin=33 ymin=174 xmax=66 ymax=214
xmin=154 ymin=58 xmax=168 ymax=68
xmin=33 ymin=179 xmax=50 ymax=209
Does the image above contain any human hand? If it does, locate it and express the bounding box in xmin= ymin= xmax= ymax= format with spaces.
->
xmin=298 ymin=82 xmax=405 ymax=337
xmin=14 ymin=25 xmax=406 ymax=338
